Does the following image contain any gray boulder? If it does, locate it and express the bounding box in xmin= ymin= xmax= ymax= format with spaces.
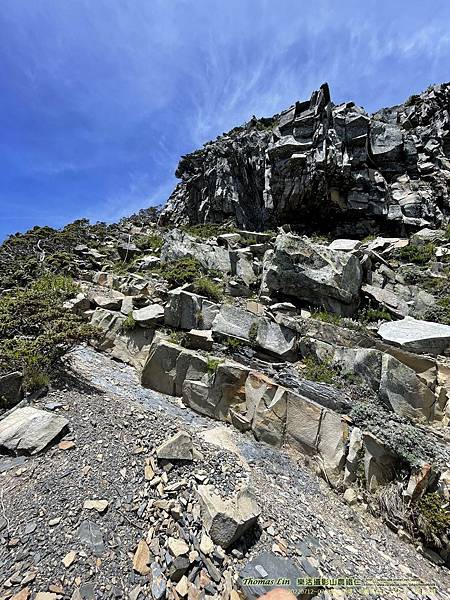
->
xmin=184 ymin=329 xmax=214 ymax=351
xmin=212 ymin=305 xmax=296 ymax=359
xmin=197 ymin=485 xmax=260 ymax=548
xmin=141 ymin=339 xmax=209 ymax=396
xmin=378 ymin=316 xmax=450 ymax=355
xmin=132 ymin=304 xmax=165 ymax=327
xmin=261 ymin=233 xmax=362 ymax=315
xmin=245 ymin=371 xmax=287 ymax=447
xmin=361 ymin=284 xmax=409 ymax=318
xmin=161 ymin=229 xmax=232 ymax=273
xmin=91 ymin=308 xmax=154 ymax=368
xmin=90 ymin=290 xmax=125 ymax=311
xmin=286 ymin=391 xmax=347 ymax=484
xmin=0 ymin=407 xmax=69 ymax=455
xmin=207 ymin=361 xmax=250 ymax=422
xmin=164 ymin=287 xmax=219 ymax=331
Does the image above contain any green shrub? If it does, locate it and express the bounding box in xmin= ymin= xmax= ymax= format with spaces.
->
xmin=0 ymin=219 xmax=113 ymax=290
xmin=423 ymin=296 xmax=450 ymax=325
xmin=0 ymin=275 xmax=98 ymax=392
xmin=207 ymin=357 xmax=221 ymax=374
xmin=121 ymin=313 xmax=137 ymax=331
xmin=192 ymin=277 xmax=223 ymax=302
xmin=163 ymin=257 xmax=203 ymax=287
xmin=136 ymin=233 xmax=164 ymax=253
xmin=396 ymin=243 xmax=436 ymax=265
xmin=302 ymin=356 xmax=338 ymax=384
xmin=224 ymin=336 xmax=243 ymax=351
xmin=350 ymin=401 xmax=440 ymax=468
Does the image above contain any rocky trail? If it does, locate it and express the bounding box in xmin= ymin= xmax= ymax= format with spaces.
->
xmin=1 ymin=346 xmax=449 ymax=599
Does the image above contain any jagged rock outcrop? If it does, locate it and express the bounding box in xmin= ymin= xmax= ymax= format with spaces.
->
xmin=160 ymin=82 xmax=450 ymax=234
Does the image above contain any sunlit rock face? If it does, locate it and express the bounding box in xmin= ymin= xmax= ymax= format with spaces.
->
xmin=160 ymin=82 xmax=450 ymax=236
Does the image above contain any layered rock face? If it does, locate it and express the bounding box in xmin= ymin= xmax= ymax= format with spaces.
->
xmin=161 ymin=82 xmax=450 ymax=234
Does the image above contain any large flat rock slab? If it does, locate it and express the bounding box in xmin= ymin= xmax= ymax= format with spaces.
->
xmin=0 ymin=407 xmax=69 ymax=455
xmin=378 ymin=316 xmax=450 ymax=355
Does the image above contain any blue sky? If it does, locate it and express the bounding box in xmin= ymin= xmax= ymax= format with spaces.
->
xmin=1 ymin=0 xmax=449 ymax=240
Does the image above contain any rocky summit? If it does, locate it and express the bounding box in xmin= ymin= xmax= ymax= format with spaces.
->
xmin=161 ymin=82 xmax=450 ymax=236
xmin=1 ymin=83 xmax=450 ymax=600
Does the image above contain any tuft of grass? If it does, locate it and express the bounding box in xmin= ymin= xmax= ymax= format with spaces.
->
xmin=168 ymin=330 xmax=186 ymax=345
xmin=311 ymin=310 xmax=342 ymax=325
xmin=359 ymin=304 xmax=392 ymax=323
xmin=224 ymin=336 xmax=243 ymax=351
xmin=248 ymin=321 xmax=259 ymax=346
xmin=192 ymin=277 xmax=223 ymax=302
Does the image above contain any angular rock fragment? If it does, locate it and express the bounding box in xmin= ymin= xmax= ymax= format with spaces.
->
xmin=156 ymin=431 xmax=194 ymax=461
xmin=164 ymin=287 xmax=219 ymax=331
xmin=378 ymin=316 xmax=450 ymax=355
xmin=362 ymin=284 xmax=409 ymax=318
xmin=0 ymin=407 xmax=69 ymax=455
xmin=91 ymin=290 xmax=125 ymax=311
xmin=197 ymin=485 xmax=260 ymax=548
xmin=184 ymin=329 xmax=214 ymax=351
xmin=132 ymin=304 xmax=165 ymax=326
xmin=328 ymin=239 xmax=361 ymax=252
xmin=78 ymin=519 xmax=104 ymax=556
xmin=245 ymin=372 xmax=287 ymax=447
xmin=167 ymin=536 xmax=189 ymax=557
xmin=379 ymin=354 xmax=436 ymax=421
xmin=150 ymin=562 xmax=167 ymax=600
xmin=212 ymin=304 xmax=296 ymax=358
xmin=133 ymin=539 xmax=151 ymax=575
